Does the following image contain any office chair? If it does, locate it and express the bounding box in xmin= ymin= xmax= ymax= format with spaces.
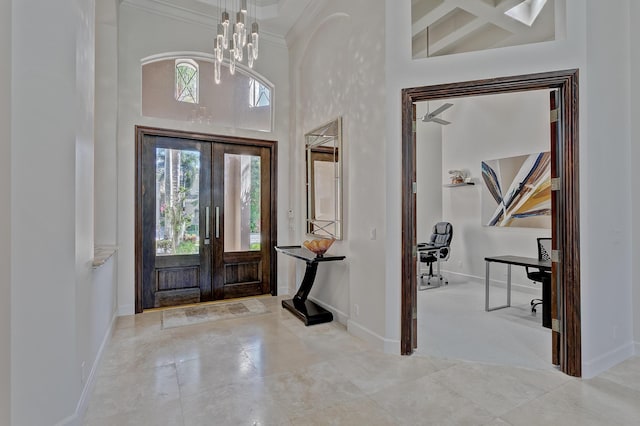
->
xmin=418 ymin=222 xmax=453 ymax=290
xmin=526 ymin=237 xmax=552 ymax=313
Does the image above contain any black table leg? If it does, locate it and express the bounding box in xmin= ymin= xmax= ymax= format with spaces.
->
xmin=282 ymin=260 xmax=333 ymax=326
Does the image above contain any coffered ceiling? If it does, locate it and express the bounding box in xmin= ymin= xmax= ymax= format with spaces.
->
xmin=412 ymin=0 xmax=557 ymax=58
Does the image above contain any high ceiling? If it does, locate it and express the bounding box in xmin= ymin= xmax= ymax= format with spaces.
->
xmin=119 ymin=0 xmax=556 ymax=53
xmin=412 ymin=0 xmax=557 ymax=58
xmin=194 ymin=0 xmax=315 ymax=37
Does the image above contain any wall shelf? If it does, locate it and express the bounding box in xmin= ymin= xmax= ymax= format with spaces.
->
xmin=443 ymin=182 xmax=475 ymax=187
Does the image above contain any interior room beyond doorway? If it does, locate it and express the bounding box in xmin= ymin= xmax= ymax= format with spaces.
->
xmin=414 ymin=90 xmax=554 ymax=370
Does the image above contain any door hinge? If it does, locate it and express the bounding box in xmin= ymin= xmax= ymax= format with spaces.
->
xmin=412 ymin=120 xmax=417 ymax=133
xmin=551 ymin=178 xmax=561 ymax=191
xmin=551 ymin=250 xmax=561 ymax=263
xmin=412 ymin=245 xmax=417 ymax=257
xmin=550 ymin=108 xmax=559 ymax=123
xmin=413 ymin=305 xmax=417 ymax=320
xmin=412 ymin=182 xmax=417 ymax=194
xmin=552 ymin=318 xmax=561 ymax=333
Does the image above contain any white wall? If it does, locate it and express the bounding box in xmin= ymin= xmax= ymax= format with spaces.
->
xmin=11 ymin=0 xmax=84 ymax=423
xmin=8 ymin=1 xmax=119 ymax=424
xmin=0 ymin=0 xmax=11 ymax=423
xmin=95 ymin=0 xmax=119 ymax=247
xmin=386 ymin=0 xmax=634 ymax=377
xmin=439 ymin=91 xmax=551 ymax=287
xmin=631 ymin=0 xmax=640 ymax=353
xmin=416 ymin=102 xmax=443 ymax=242
xmin=581 ymin=1 xmax=634 ymax=374
xmin=116 ymin=2 xmax=292 ymax=313
xmin=287 ymin=0 xmax=388 ymax=346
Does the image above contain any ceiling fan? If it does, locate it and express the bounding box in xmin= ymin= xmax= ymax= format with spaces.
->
xmin=422 ymin=102 xmax=453 ymax=125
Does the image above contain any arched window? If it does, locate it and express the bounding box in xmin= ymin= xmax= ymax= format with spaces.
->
xmin=175 ymin=60 xmax=198 ymax=104
xmin=143 ymin=54 xmax=274 ymax=132
xmin=249 ymin=78 xmax=270 ymax=108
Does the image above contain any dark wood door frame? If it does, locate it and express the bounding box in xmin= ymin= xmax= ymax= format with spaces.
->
xmin=400 ymin=70 xmax=581 ymax=377
xmin=135 ymin=125 xmax=278 ymax=314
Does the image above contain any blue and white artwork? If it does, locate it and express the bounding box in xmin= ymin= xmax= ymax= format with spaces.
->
xmin=481 ymin=152 xmax=551 ymax=228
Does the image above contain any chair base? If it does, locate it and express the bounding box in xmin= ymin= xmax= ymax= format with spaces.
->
xmin=418 ymin=274 xmax=448 ymax=291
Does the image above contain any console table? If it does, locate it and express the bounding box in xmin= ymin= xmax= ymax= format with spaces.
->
xmin=275 ymin=245 xmax=345 ymax=326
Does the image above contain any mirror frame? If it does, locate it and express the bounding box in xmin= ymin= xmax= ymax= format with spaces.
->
xmin=305 ymin=117 xmax=343 ymax=240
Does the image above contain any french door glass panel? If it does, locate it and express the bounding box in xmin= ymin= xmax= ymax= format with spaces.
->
xmin=155 ymin=148 xmax=201 ymax=255
xmin=223 ymin=153 xmax=261 ymax=252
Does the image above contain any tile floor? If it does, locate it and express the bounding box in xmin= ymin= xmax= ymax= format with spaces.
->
xmin=83 ymin=295 xmax=640 ymax=425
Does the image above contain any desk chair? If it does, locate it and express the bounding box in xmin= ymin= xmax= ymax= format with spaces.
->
xmin=526 ymin=237 xmax=552 ymax=314
xmin=418 ymin=222 xmax=453 ymax=290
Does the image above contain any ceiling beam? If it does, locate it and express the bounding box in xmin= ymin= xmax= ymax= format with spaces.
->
xmin=456 ymin=0 xmax=527 ymax=33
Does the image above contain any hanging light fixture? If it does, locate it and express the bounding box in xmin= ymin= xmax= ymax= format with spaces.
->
xmin=214 ymin=0 xmax=259 ymax=84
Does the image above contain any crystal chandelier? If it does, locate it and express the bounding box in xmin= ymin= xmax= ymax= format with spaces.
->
xmin=214 ymin=0 xmax=259 ymax=84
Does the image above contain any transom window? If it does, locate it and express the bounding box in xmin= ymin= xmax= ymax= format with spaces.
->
xmin=175 ymin=60 xmax=198 ymax=104
xmin=143 ymin=55 xmax=274 ymax=132
xmin=249 ymin=78 xmax=270 ymax=108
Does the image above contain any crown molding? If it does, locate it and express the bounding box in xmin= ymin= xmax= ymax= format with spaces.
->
xmin=120 ymin=0 xmax=286 ymax=47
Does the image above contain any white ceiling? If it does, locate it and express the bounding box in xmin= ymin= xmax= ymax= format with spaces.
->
xmin=193 ymin=0 xmax=315 ymax=36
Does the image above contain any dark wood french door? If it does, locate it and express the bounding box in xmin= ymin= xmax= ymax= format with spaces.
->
xmin=137 ymin=129 xmax=274 ymax=310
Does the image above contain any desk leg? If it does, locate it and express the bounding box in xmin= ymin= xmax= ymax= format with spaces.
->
xmin=282 ymin=261 xmax=333 ymax=326
xmin=485 ymin=261 xmax=490 ymax=311
xmin=486 ymin=261 xmax=512 ymax=312
xmin=507 ymin=264 xmax=512 ymax=307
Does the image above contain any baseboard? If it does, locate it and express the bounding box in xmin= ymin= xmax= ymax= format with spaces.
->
xmin=57 ymin=311 xmax=118 ymax=426
xmin=277 ymin=285 xmax=290 ymax=298
xmin=347 ymin=319 xmax=400 ymax=354
xmin=117 ymin=303 xmax=135 ymax=316
xmin=307 ymin=296 xmax=349 ymax=326
xmin=582 ymin=341 xmax=635 ymax=379
xmin=304 ymin=297 xmax=399 ymax=353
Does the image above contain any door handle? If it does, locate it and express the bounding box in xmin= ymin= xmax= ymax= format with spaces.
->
xmin=204 ymin=206 xmax=211 ymax=245
xmin=215 ymin=206 xmax=220 ymax=239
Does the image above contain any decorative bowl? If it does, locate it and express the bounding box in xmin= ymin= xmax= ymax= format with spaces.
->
xmin=302 ymin=238 xmax=336 ymax=257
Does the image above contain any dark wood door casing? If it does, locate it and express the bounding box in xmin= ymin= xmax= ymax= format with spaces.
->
xmin=400 ymin=70 xmax=581 ymax=377
xmin=135 ymin=126 xmax=278 ymax=313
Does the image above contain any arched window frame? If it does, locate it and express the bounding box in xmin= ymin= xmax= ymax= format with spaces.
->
xmin=142 ymin=52 xmax=275 ymax=132
xmin=175 ymin=59 xmax=199 ymax=104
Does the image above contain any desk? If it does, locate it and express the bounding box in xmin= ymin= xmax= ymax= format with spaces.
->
xmin=275 ymin=246 xmax=345 ymax=326
xmin=485 ymin=255 xmax=552 ymax=328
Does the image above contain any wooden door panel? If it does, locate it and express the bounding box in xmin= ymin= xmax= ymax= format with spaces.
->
xmin=141 ymin=137 xmax=210 ymax=309
xmin=157 ymin=267 xmax=199 ymax=291
xmin=213 ymin=144 xmax=272 ymax=300
xmin=222 ymin=253 xmax=263 ymax=299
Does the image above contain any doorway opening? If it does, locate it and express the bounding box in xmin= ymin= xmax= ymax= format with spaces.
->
xmin=135 ymin=126 xmax=278 ymax=313
xmin=401 ymin=70 xmax=581 ymax=377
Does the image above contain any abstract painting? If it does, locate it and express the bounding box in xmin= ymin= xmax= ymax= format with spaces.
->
xmin=481 ymin=152 xmax=551 ymax=228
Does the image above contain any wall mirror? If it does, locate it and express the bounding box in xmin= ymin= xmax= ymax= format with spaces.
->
xmin=305 ymin=117 xmax=342 ymax=240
